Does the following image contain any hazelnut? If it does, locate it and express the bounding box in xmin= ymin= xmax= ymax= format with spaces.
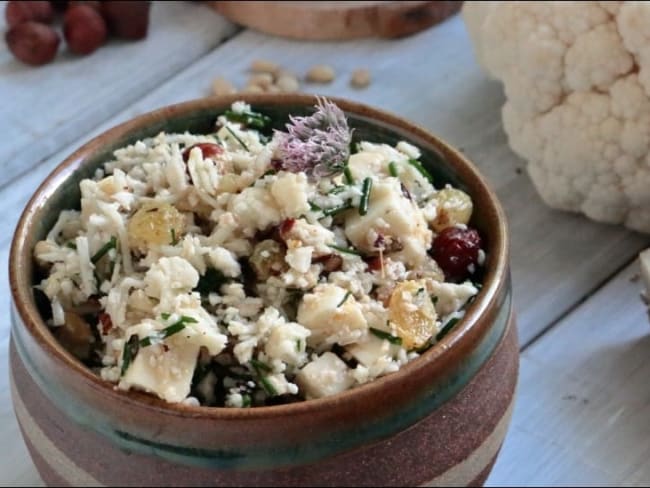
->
xmin=5 ymin=1 xmax=54 ymax=28
xmin=5 ymin=21 xmax=60 ymax=66
xmin=100 ymin=1 xmax=151 ymax=40
xmin=63 ymin=5 xmax=107 ymax=55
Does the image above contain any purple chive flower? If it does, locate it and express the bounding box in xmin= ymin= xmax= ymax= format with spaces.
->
xmin=274 ymin=97 xmax=352 ymax=177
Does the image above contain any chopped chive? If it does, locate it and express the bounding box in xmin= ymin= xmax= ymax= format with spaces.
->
xmin=295 ymin=339 xmax=302 ymax=352
xmin=370 ymin=327 xmax=403 ymax=346
xmin=259 ymin=376 xmax=278 ymax=397
xmin=328 ymin=185 xmax=346 ymax=195
xmin=436 ymin=317 xmax=460 ymax=341
xmin=65 ymin=241 xmax=77 ymax=250
xmin=223 ymin=109 xmax=271 ymax=130
xmin=91 ymin=236 xmax=117 ymax=264
xmin=241 ymin=394 xmax=252 ymax=408
xmin=408 ymin=159 xmax=434 ymax=184
xmin=359 ymin=177 xmax=373 ymax=216
xmin=337 ymin=291 xmax=352 ymax=307
xmin=328 ymin=244 xmax=361 ymax=256
xmin=139 ymin=315 xmax=196 ymax=347
xmin=322 ymin=202 xmax=353 ymax=217
xmin=120 ymin=335 xmax=140 ymax=376
xmin=261 ymin=169 xmax=277 ymax=177
xmin=170 ymin=228 xmax=178 ymax=245
xmin=250 ymin=358 xmax=272 ymax=373
xmin=388 ymin=161 xmax=399 ymax=177
xmin=416 ymin=288 xmax=425 ymax=296
xmin=309 ymin=201 xmax=322 ymax=212
xmin=343 ymin=166 xmax=354 ymax=185
xmin=161 ymin=312 xmax=171 ymax=320
xmin=225 ymin=126 xmax=249 ymax=151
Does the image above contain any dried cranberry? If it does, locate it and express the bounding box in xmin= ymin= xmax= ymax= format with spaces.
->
xmin=431 ymin=227 xmax=482 ymax=281
xmin=182 ymin=143 xmax=223 ymax=162
xmin=98 ymin=312 xmax=113 ymax=335
xmin=364 ymin=255 xmax=383 ymax=272
xmin=279 ymin=218 xmax=296 ymax=239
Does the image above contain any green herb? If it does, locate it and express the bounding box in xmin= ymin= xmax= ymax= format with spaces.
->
xmin=250 ymin=358 xmax=272 ymax=373
xmin=250 ymin=359 xmax=277 ymax=397
xmin=139 ymin=315 xmax=197 ymax=347
xmin=295 ymin=339 xmax=303 ymax=352
xmin=225 ymin=126 xmax=249 ymax=151
xmin=388 ymin=161 xmax=399 ymax=177
xmin=328 ymin=185 xmax=346 ymax=195
xmin=259 ymin=376 xmax=278 ymax=397
xmin=343 ymin=166 xmax=354 ymax=185
xmin=337 ymin=291 xmax=352 ymax=307
xmin=416 ymin=287 xmax=425 ymax=296
xmin=65 ymin=241 xmax=77 ymax=250
xmin=91 ymin=236 xmax=117 ymax=264
xmin=328 ymin=244 xmax=361 ymax=256
xmin=408 ymin=158 xmax=434 ymax=184
xmin=309 ymin=201 xmax=322 ymax=212
xmin=359 ymin=177 xmax=373 ymax=216
xmin=223 ymin=109 xmax=271 ymax=130
xmin=170 ymin=228 xmax=178 ymax=245
xmin=161 ymin=312 xmax=171 ymax=320
xmin=370 ymin=327 xmax=403 ymax=346
xmin=120 ymin=335 xmax=140 ymax=376
xmin=322 ymin=202 xmax=353 ymax=217
xmin=195 ymin=267 xmax=228 ymax=297
xmin=436 ymin=317 xmax=460 ymax=341
xmin=241 ymin=394 xmax=252 ymax=408
xmin=261 ymin=169 xmax=277 ymax=177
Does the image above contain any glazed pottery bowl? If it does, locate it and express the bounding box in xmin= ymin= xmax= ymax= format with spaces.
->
xmin=9 ymin=94 xmax=517 ymax=487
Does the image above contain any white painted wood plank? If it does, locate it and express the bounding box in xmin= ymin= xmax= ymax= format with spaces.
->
xmin=0 ymin=1 xmax=237 ymax=190
xmin=488 ymin=262 xmax=650 ymax=486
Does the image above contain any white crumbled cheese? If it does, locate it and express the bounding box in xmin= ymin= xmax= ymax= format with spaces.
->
xmin=285 ymin=246 xmax=313 ymax=273
xmin=35 ymin=101 xmax=485 ymax=407
xmin=295 ymin=352 xmax=353 ymax=399
xmin=265 ymin=321 xmax=311 ymax=367
xmin=344 ymin=179 xmax=432 ymax=266
xmin=428 ymin=280 xmax=478 ymax=317
xmin=298 ymin=284 xmax=368 ymax=346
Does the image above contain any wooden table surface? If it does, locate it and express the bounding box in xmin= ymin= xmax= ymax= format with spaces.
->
xmin=2 ymin=2 xmax=649 ymax=486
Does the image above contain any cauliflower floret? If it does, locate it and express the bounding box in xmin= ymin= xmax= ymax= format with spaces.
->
xmin=265 ymin=321 xmax=311 ymax=367
xmin=143 ymin=256 xmax=199 ymax=307
xmin=427 ymin=280 xmax=478 ymax=317
xmin=270 ymin=171 xmax=311 ymax=218
xmin=207 ymin=247 xmax=241 ymax=278
xmin=463 ymin=1 xmax=650 ymax=233
xmin=228 ymin=187 xmax=281 ymax=235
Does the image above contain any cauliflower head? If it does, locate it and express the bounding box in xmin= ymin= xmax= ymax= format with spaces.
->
xmin=463 ymin=1 xmax=650 ymax=232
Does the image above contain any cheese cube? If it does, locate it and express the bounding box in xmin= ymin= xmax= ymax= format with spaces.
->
xmin=296 ymin=352 xmax=353 ymax=399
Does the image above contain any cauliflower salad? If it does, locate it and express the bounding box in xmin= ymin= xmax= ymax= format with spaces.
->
xmin=34 ymin=99 xmax=485 ymax=407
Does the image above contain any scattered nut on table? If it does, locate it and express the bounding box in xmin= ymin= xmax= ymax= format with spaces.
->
xmin=248 ymin=72 xmax=274 ymax=89
xmin=350 ymin=69 xmax=371 ymax=89
xmin=306 ymin=64 xmax=335 ymax=83
xmin=212 ymin=77 xmax=237 ymax=96
xmin=250 ymin=59 xmax=280 ymax=75
xmin=276 ymin=73 xmax=300 ymax=92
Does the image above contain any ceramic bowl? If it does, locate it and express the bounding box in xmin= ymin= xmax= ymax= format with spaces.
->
xmin=9 ymin=94 xmax=517 ymax=487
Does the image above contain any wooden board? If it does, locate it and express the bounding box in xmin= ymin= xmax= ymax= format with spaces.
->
xmin=211 ymin=1 xmax=462 ymax=40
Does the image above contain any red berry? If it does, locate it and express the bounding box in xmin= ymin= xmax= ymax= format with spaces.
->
xmin=100 ymin=1 xmax=151 ymax=40
xmin=5 ymin=1 xmax=53 ymax=28
xmin=431 ymin=227 xmax=482 ymax=281
xmin=182 ymin=143 xmax=223 ymax=162
xmin=5 ymin=21 xmax=60 ymax=66
xmin=63 ymin=5 xmax=107 ymax=55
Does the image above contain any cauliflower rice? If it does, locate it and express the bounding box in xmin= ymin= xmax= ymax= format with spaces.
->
xmin=34 ymin=100 xmax=485 ymax=407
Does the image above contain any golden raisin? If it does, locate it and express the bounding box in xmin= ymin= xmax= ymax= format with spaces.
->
xmin=388 ymin=280 xmax=437 ymax=350
xmin=431 ymin=187 xmax=473 ymax=232
xmin=127 ymin=202 xmax=185 ymax=251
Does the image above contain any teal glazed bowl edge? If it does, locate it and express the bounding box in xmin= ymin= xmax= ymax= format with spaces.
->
xmin=9 ymin=94 xmax=518 ymax=487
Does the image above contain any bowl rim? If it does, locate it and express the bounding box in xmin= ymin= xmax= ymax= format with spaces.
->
xmin=9 ymin=93 xmax=509 ymax=420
